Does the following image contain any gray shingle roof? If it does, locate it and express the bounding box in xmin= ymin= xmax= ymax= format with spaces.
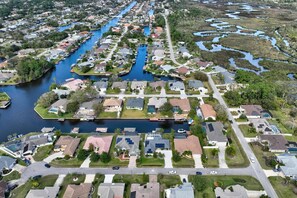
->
xmin=204 ymin=122 xmax=227 ymax=143
xmin=126 ymin=98 xmax=144 ymax=109
xmin=0 ymin=156 xmax=16 ymax=170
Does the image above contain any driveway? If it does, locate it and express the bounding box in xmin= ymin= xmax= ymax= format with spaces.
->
xmin=104 ymin=174 xmax=115 ymax=183
xmin=179 ymin=175 xmax=188 ymax=183
xmin=128 ymin=156 xmax=137 ymax=168
xmin=218 ymin=145 xmax=228 ymax=168
xmin=180 ymin=90 xmax=187 ymax=99
xmin=160 ymin=150 xmax=173 ymax=168
xmin=160 ymin=88 xmax=166 ymax=97
xmin=80 ymin=156 xmax=91 ymax=168
xmin=193 ymin=154 xmax=203 ymax=168
xmin=43 ymin=152 xmax=64 ymax=163
xmin=54 ymin=174 xmax=66 ymax=187
xmin=85 ymin=174 xmax=95 ymax=183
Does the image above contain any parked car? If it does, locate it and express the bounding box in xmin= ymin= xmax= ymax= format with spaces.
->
xmin=210 ymin=171 xmax=217 ymax=175
xmin=196 ymin=171 xmax=202 ymax=175
xmin=229 ymin=119 xmax=233 ymax=124
xmin=250 ymin=157 xmax=255 ymax=163
xmin=32 ymin=175 xmax=42 ymax=180
xmin=112 ymin=166 xmax=120 ymax=170
xmin=182 ymin=178 xmax=187 ymax=183
xmin=168 ymin=170 xmax=177 ymax=174
xmin=44 ymin=163 xmax=51 ymax=168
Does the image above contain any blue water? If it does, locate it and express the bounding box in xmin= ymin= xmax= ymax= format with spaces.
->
xmin=149 ymin=9 xmax=154 ymax=17
xmin=144 ymin=26 xmax=150 ymax=37
xmin=0 ymin=1 xmax=188 ymax=143
xmin=58 ymin=22 xmax=78 ymax=32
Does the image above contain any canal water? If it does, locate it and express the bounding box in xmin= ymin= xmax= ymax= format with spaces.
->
xmin=0 ymin=1 xmax=188 ymax=143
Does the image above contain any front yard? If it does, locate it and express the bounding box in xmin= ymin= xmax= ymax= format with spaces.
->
xmin=269 ymin=176 xmax=297 ymax=198
xmin=33 ymin=145 xmax=53 ymax=161
xmin=58 ymin=173 xmax=86 ymax=198
xmin=239 ymin=124 xmax=258 ymax=137
xmin=172 ymin=157 xmax=195 ymax=168
xmin=249 ymin=142 xmax=275 ymax=169
xmin=203 ymin=149 xmax=219 ymax=168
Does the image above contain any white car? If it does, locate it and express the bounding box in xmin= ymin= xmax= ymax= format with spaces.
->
xmin=168 ymin=170 xmax=177 ymax=174
xmin=210 ymin=171 xmax=217 ymax=175
xmin=177 ymin=129 xmax=186 ymax=133
xmin=250 ymin=157 xmax=255 ymax=163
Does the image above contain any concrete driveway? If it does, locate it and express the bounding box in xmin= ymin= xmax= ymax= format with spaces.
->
xmin=218 ymin=146 xmax=228 ymax=168
xmin=179 ymin=175 xmax=188 ymax=183
xmin=85 ymin=174 xmax=95 ymax=183
xmin=43 ymin=152 xmax=64 ymax=163
xmin=54 ymin=174 xmax=66 ymax=187
xmin=128 ymin=156 xmax=137 ymax=168
xmin=104 ymin=174 xmax=115 ymax=183
xmin=193 ymin=154 xmax=203 ymax=168
xmin=160 ymin=150 xmax=173 ymax=168
xmin=80 ymin=156 xmax=91 ymax=168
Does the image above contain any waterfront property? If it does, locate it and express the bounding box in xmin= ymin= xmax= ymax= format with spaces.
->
xmin=83 ymin=135 xmax=113 ymax=154
xmin=54 ymin=136 xmax=81 ymax=157
xmin=169 ymin=98 xmax=191 ymax=114
xmin=174 ymin=135 xmax=202 ymax=155
xmin=147 ymin=97 xmax=167 ymax=114
xmin=126 ymin=98 xmax=144 ymax=110
xmin=144 ymin=133 xmax=170 ymax=155
xmin=48 ymin=99 xmax=69 ymax=114
xmin=0 ymin=156 xmax=16 ymax=175
xmin=103 ymin=98 xmax=123 ymax=112
xmin=115 ymin=135 xmax=140 ymax=157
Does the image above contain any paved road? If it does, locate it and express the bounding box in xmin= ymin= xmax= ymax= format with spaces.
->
xmin=207 ymin=74 xmax=278 ymax=198
xmin=163 ymin=14 xmax=182 ymax=66
xmin=102 ymin=93 xmax=209 ymax=98
xmin=16 ymin=161 xmax=255 ymax=184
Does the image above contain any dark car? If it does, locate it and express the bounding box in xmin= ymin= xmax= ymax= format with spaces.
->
xmin=44 ymin=163 xmax=51 ymax=168
xmin=32 ymin=175 xmax=42 ymax=180
xmin=8 ymin=184 xmax=18 ymax=191
xmin=182 ymin=178 xmax=187 ymax=183
xmin=112 ymin=166 xmax=120 ymax=170
xmin=229 ymin=119 xmax=233 ymax=124
xmin=196 ymin=171 xmax=202 ymax=175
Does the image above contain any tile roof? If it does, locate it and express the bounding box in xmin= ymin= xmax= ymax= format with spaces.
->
xmin=174 ymin=135 xmax=202 ymax=155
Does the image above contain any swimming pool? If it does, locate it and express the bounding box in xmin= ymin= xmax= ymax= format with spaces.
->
xmin=5 ymin=141 xmax=22 ymax=152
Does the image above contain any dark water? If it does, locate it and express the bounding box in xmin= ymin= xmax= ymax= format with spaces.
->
xmin=0 ymin=2 xmax=188 ymax=143
xmin=58 ymin=22 xmax=78 ymax=32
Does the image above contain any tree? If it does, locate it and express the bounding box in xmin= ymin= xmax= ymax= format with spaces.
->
xmin=159 ymin=102 xmax=173 ymax=117
xmin=226 ymin=145 xmax=236 ymax=157
xmin=194 ymin=71 xmax=208 ymax=81
xmin=90 ymin=152 xmax=100 ymax=162
xmin=192 ymin=176 xmax=207 ymax=191
xmin=49 ymin=83 xmax=58 ymax=91
xmin=37 ymin=92 xmax=58 ymax=108
xmin=214 ymin=104 xmax=228 ymax=121
xmin=100 ymin=152 xmax=111 ymax=163
xmin=172 ymin=150 xmax=181 ymax=162
xmin=31 ymin=180 xmax=40 ymax=188
xmin=77 ymin=149 xmax=89 ymax=161
xmin=54 ymin=130 xmax=62 ymax=137
xmin=66 ymin=101 xmax=79 ymax=113
xmin=93 ymin=103 xmax=103 ymax=116
xmin=211 ymin=148 xmax=219 ymax=158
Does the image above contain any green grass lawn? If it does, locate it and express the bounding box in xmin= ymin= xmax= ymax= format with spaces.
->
xmin=33 ymin=145 xmax=53 ymax=161
xmin=1 ymin=171 xmax=21 ymax=182
xmin=189 ymin=175 xmax=264 ymax=198
xmin=98 ymin=111 xmax=118 ymax=119
xmin=203 ymin=149 xmax=219 ymax=168
xmin=0 ymin=92 xmax=10 ymax=101
xmin=173 ymin=157 xmax=195 ymax=168
xmin=226 ymin=130 xmax=250 ymax=168
xmin=121 ymin=109 xmax=146 ymax=118
xmin=249 ymin=143 xmax=275 ymax=169
xmin=91 ymin=174 xmax=105 ymax=198
xmin=137 ymin=157 xmax=164 ymax=167
xmin=50 ymin=158 xmax=83 ymax=167
xmin=34 ymin=105 xmax=74 ymax=119
xmin=10 ymin=175 xmax=58 ymax=198
xmin=113 ymin=174 xmax=149 ymax=198
xmin=269 ymin=176 xmax=297 ymax=198
xmin=58 ymin=174 xmax=86 ymax=198
xmin=239 ymin=125 xmax=258 ymax=137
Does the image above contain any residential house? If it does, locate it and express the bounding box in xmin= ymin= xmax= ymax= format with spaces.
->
xmin=169 ymin=98 xmax=191 ymax=113
xmin=63 ymin=183 xmax=92 ymax=198
xmin=287 ymin=141 xmax=297 ymax=154
xmin=130 ymin=183 xmax=160 ymax=198
xmin=259 ymin=135 xmax=288 ymax=152
xmin=26 ymin=187 xmax=60 ymax=198
xmin=98 ymin=183 xmax=125 ymax=198
xmin=174 ymin=135 xmax=202 ymax=155
xmin=178 ymin=47 xmax=191 ymax=58
xmin=62 ymin=79 xmax=84 ymax=91
xmin=214 ymin=185 xmax=249 ymax=198
xmin=160 ymin=65 xmax=175 ymax=73
xmin=83 ymin=136 xmax=113 ymax=154
xmin=192 ymin=58 xmax=213 ymax=70
xmin=48 ymin=99 xmax=69 ymax=114
xmin=249 ymin=119 xmax=273 ymax=134
xmin=52 ymin=88 xmax=71 ymax=98
xmin=115 ymin=135 xmax=140 ymax=156
xmin=0 ymin=181 xmax=7 ymax=198
xmin=152 ymin=49 xmax=165 ymax=61
xmin=168 ymin=81 xmax=185 ymax=91
xmin=149 ymin=81 xmax=165 ymax=90
xmin=75 ymin=99 xmax=101 ymax=120
xmin=126 ymin=98 xmax=144 ymax=110
xmin=94 ymin=62 xmax=106 ymax=73
xmin=144 ymin=133 xmax=170 ymax=155
xmin=103 ymin=98 xmax=123 ymax=112
xmin=200 ymin=104 xmax=216 ymax=120
xmin=94 ymin=80 xmax=108 ymax=92
xmin=131 ymin=81 xmax=147 ymax=90
xmin=117 ymin=48 xmax=133 ymax=58
xmin=188 ymin=80 xmax=207 ymax=94
xmin=147 ymin=97 xmax=167 ymax=114
xmin=204 ymin=122 xmax=228 ymax=146
xmin=112 ymin=81 xmax=128 ymax=92
xmin=176 ymin=67 xmax=190 ymax=75
xmin=0 ymin=156 xmax=16 ymax=175
xmin=277 ymin=153 xmax=297 ymax=180
xmin=22 ymin=133 xmax=53 ymax=156
xmin=54 ymin=136 xmax=81 ymax=157
xmin=165 ymin=183 xmax=194 ymax=198
xmin=240 ymin=105 xmax=264 ymax=119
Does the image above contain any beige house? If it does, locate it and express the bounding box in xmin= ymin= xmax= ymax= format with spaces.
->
xmin=63 ymin=183 xmax=92 ymax=198
xmin=130 ymin=183 xmax=160 ymax=198
xmin=103 ymin=98 xmax=123 ymax=112
xmin=54 ymin=136 xmax=81 ymax=157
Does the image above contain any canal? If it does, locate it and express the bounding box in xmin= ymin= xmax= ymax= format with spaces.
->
xmin=0 ymin=1 xmax=189 ymax=143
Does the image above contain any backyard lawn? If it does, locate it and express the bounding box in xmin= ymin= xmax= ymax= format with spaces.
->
xmin=1 ymin=171 xmax=21 ymax=182
xmin=189 ymin=175 xmax=264 ymax=198
xmin=34 ymin=105 xmax=74 ymax=119
xmin=203 ymin=149 xmax=219 ymax=168
xmin=10 ymin=175 xmax=58 ymax=198
xmin=33 ymin=145 xmax=53 ymax=161
xmin=58 ymin=174 xmax=86 ymax=198
xmin=269 ymin=176 xmax=297 ymax=198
